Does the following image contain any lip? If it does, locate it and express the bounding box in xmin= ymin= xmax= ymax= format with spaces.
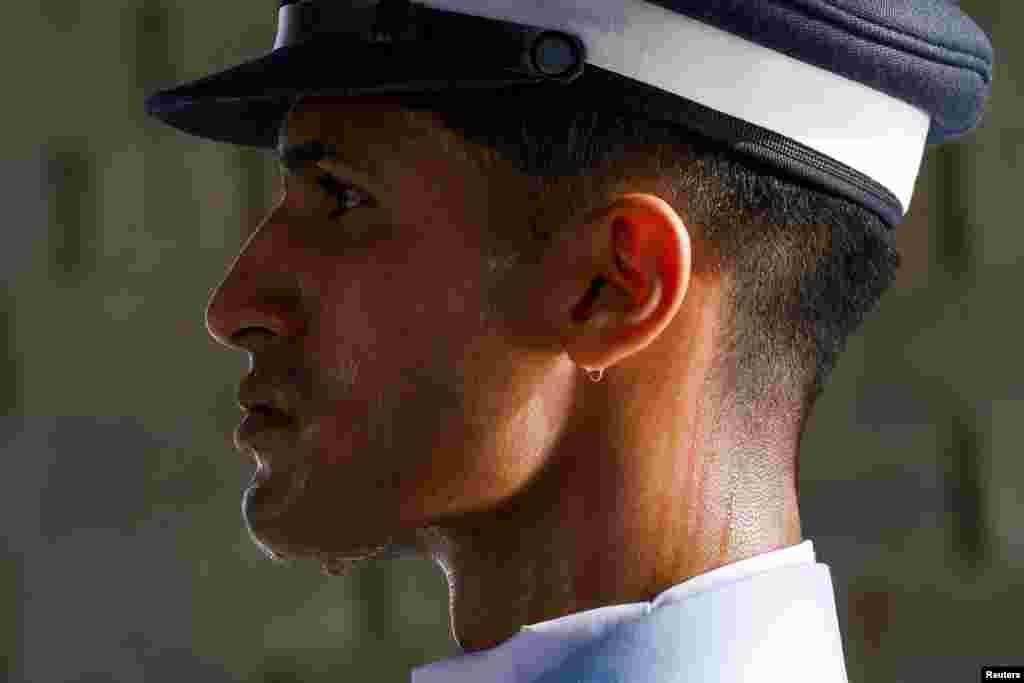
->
xmin=234 ymin=407 xmax=296 ymax=459
xmin=237 ymin=377 xmax=295 ymax=421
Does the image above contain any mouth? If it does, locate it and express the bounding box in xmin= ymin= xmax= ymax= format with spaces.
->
xmin=235 ymin=407 xmax=297 ymax=468
xmin=239 ymin=404 xmax=294 ymax=436
xmin=236 ymin=407 xmax=308 ymax=524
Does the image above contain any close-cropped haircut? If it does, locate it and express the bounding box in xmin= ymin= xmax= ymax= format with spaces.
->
xmin=383 ymin=75 xmax=901 ymax=417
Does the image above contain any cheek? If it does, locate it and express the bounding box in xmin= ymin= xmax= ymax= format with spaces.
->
xmin=298 ymin=232 xmax=502 ymax=487
xmin=300 ymin=259 xmax=467 ymax=433
xmin=313 ymin=235 xmax=488 ymax=360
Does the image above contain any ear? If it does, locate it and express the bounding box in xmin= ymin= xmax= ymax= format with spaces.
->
xmin=558 ymin=193 xmax=692 ymax=375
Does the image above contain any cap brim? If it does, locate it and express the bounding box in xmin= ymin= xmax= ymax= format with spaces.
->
xmin=144 ymin=37 xmax=535 ymax=148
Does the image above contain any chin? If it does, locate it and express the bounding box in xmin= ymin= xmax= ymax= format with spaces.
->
xmin=247 ymin=524 xmax=413 ymax=577
xmin=241 ymin=482 xmax=416 ymax=572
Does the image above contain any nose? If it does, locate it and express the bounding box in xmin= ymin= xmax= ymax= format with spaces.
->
xmin=205 ymin=209 xmax=305 ymax=354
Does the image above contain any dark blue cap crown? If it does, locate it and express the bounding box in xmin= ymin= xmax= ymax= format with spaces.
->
xmin=652 ymin=0 xmax=993 ymax=145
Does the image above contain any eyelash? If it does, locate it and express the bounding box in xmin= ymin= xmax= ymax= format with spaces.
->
xmin=315 ymin=173 xmax=369 ymax=220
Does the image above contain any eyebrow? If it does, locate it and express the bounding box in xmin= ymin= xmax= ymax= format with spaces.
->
xmin=277 ymin=140 xmax=377 ymax=181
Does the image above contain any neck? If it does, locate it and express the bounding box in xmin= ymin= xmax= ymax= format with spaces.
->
xmin=416 ymin=404 xmax=803 ymax=654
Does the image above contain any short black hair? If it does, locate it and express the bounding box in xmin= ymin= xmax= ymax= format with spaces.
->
xmin=385 ymin=76 xmax=900 ymax=415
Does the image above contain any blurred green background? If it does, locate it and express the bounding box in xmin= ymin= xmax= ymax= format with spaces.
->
xmin=1 ymin=1 xmax=1020 ymax=681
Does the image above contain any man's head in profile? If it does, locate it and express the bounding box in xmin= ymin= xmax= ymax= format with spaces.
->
xmin=204 ymin=80 xmax=897 ymax=652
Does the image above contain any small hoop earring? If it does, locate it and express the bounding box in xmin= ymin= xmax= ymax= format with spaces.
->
xmin=587 ymin=368 xmax=604 ymax=383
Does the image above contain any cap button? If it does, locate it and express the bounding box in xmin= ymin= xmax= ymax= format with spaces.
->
xmin=531 ymin=32 xmax=583 ymax=78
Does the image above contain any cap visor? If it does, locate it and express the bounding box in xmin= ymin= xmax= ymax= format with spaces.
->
xmin=145 ymin=37 xmax=528 ymax=148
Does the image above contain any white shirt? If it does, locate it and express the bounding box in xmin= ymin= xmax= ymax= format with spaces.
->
xmin=411 ymin=539 xmax=848 ymax=683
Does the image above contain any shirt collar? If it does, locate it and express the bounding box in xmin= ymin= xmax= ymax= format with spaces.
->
xmin=411 ymin=540 xmax=820 ymax=683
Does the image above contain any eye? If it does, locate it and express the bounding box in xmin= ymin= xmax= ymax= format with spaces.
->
xmin=316 ymin=173 xmax=372 ymax=220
